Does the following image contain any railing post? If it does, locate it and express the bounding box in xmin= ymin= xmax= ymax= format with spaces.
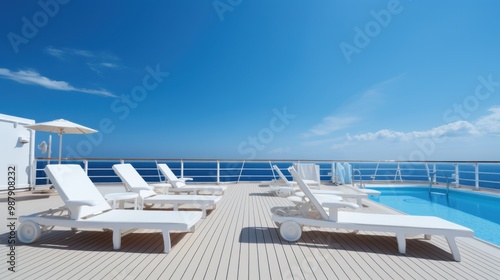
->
xmin=475 ymin=163 xmax=479 ymax=190
xmin=180 ymin=159 xmax=184 ymax=179
xmin=426 ymin=162 xmax=436 ymax=184
xmin=269 ymin=161 xmax=275 ymax=180
xmin=372 ymin=162 xmax=379 ymax=181
xmin=351 ymin=163 xmax=354 ymax=187
xmin=84 ymin=160 xmax=88 ymax=174
xmin=31 ymin=158 xmax=37 ymax=190
xmin=425 ymin=162 xmax=430 ymax=181
xmin=394 ymin=163 xmax=402 ymax=182
xmin=154 ymin=159 xmax=162 ymax=182
xmin=217 ymin=160 xmax=220 ymax=184
xmin=433 ymin=164 xmax=437 ymax=184
xmin=237 ymin=161 xmax=245 ymax=183
xmin=454 ymin=164 xmax=459 ymax=188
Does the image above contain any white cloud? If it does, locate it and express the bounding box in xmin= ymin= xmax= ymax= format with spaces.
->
xmin=353 ymin=129 xmax=405 ymax=141
xmin=87 ymin=62 xmax=121 ymax=75
xmin=349 ymin=108 xmax=500 ymax=143
xmin=46 ymin=46 xmax=117 ymax=60
xmin=45 ymin=46 xmax=65 ymax=59
xmin=73 ymin=49 xmax=95 ymax=58
xmin=475 ymin=107 xmax=500 ymax=134
xmin=303 ymin=75 xmax=403 ymax=139
xmin=305 ymin=116 xmax=359 ymax=137
xmin=330 ymin=142 xmax=352 ymax=150
xmin=268 ymin=147 xmax=290 ymax=154
xmin=303 ymin=137 xmax=338 ymax=147
xmin=352 ymin=121 xmax=480 ymax=142
xmin=45 ymin=46 xmax=121 ymax=74
xmin=100 ymin=62 xmax=120 ymax=69
xmin=0 ymin=68 xmax=116 ymax=97
xmin=300 ymin=107 xmax=500 ymax=160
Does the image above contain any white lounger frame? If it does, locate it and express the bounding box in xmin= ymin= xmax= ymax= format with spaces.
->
xmin=113 ymin=164 xmax=221 ymax=218
xmin=17 ymin=165 xmax=201 ymax=253
xmin=157 ymin=163 xmax=225 ymax=195
xmin=272 ymin=165 xmax=318 ymax=186
xmin=271 ymin=167 xmax=474 ymax=261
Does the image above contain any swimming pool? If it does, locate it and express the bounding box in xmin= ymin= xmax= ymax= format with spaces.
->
xmin=367 ymin=185 xmax=500 ymax=246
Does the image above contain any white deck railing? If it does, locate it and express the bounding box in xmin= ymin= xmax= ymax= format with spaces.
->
xmin=32 ymin=158 xmax=500 ymax=191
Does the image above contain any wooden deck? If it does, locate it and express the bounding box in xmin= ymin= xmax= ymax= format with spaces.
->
xmin=1 ymin=183 xmax=500 ymax=280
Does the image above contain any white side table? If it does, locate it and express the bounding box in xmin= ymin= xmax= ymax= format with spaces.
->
xmin=104 ymin=192 xmax=139 ymax=210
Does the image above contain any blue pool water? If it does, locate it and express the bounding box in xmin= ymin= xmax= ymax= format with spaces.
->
xmin=368 ymin=186 xmax=500 ymax=246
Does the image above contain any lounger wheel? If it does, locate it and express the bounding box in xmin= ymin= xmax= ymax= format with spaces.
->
xmin=276 ymin=189 xmax=292 ymax=197
xmin=18 ymin=221 xmax=42 ymax=243
xmin=280 ymin=221 xmax=302 ymax=242
xmin=144 ymin=203 xmax=155 ymax=209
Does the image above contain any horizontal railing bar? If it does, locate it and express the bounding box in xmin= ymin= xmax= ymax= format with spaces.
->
xmin=34 ymin=157 xmax=500 ymax=164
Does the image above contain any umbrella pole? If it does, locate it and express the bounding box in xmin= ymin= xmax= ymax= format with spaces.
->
xmin=48 ymin=135 xmax=52 ymax=165
xmin=58 ymin=133 xmax=63 ymax=164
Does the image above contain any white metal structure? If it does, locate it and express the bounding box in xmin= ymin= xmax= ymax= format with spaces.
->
xmin=0 ymin=113 xmax=35 ymax=190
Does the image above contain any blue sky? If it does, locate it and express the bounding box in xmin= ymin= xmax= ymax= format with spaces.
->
xmin=1 ymin=0 xmax=500 ymax=160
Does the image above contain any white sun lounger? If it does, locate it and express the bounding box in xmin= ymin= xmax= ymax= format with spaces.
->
xmin=113 ymin=164 xmax=221 ymax=218
xmin=273 ymin=165 xmax=319 ymax=186
xmin=271 ymin=167 xmax=474 ymax=261
xmin=270 ymin=165 xmax=376 ymax=206
xmin=157 ymin=163 xmax=225 ymax=195
xmin=271 ymin=185 xmax=369 ymax=206
xmin=17 ymin=165 xmax=201 ymax=253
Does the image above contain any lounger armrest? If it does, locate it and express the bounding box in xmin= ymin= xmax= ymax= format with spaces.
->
xmin=66 ymin=199 xmax=99 ymax=207
xmin=322 ymin=201 xmax=359 ymax=209
xmin=66 ymin=200 xmax=100 ymax=219
xmin=322 ymin=201 xmax=359 ymax=222
xmin=134 ymin=186 xmax=154 ymax=191
xmin=179 ymin=177 xmax=193 ymax=181
xmin=139 ymin=189 xmax=157 ymax=198
xmin=169 ymin=179 xmax=187 ymax=188
xmin=170 ymin=179 xmax=184 ymax=183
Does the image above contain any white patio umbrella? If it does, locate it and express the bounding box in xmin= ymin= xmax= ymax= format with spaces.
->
xmin=25 ymin=119 xmax=98 ymax=164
